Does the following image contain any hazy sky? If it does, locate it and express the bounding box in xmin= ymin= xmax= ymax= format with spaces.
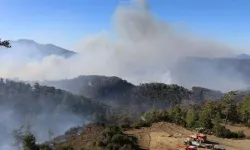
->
xmin=1 ymin=0 xmax=249 ymax=52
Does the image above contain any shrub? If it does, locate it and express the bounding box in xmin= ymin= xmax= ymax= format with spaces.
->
xmin=120 ymin=124 xmax=130 ymax=129
xmin=104 ymin=126 xmax=122 ymax=137
xmin=213 ymin=124 xmax=246 ymax=139
xmin=94 ymin=140 xmax=104 ymax=147
xmin=246 ymin=120 xmax=250 ymax=127
xmin=111 ymin=134 xmax=131 ymax=145
xmin=54 ymin=143 xmax=74 ymax=150
xmin=237 ymin=130 xmax=246 ymax=138
xmin=131 ymin=121 xmax=151 ymax=129
xmin=39 ymin=144 xmax=52 ymax=150
xmin=97 ymin=126 xmax=140 ymax=150
xmin=22 ymin=134 xmax=39 ymax=150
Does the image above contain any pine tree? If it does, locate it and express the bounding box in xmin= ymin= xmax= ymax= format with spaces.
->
xmin=0 ymin=39 xmax=11 ymax=48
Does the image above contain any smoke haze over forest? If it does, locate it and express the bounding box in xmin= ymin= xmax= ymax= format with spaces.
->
xmin=1 ymin=0 xmax=246 ymax=92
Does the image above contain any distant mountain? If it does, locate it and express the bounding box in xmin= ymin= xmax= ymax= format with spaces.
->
xmin=0 ymin=39 xmax=76 ymax=61
xmin=170 ymin=56 xmax=250 ymax=91
xmin=235 ymin=54 xmax=250 ymax=59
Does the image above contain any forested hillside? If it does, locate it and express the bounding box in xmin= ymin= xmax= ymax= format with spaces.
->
xmin=0 ymin=79 xmax=107 ymax=117
xmin=44 ymin=75 xmax=224 ymax=110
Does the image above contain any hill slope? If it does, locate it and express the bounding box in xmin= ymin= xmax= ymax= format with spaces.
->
xmin=235 ymin=54 xmax=250 ymax=59
xmin=0 ymin=79 xmax=109 ymax=148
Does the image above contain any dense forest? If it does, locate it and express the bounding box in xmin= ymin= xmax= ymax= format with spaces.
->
xmin=44 ymin=75 xmax=224 ymax=111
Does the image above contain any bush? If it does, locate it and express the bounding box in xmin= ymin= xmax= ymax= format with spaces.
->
xmin=94 ymin=140 xmax=104 ymax=147
xmin=213 ymin=124 xmax=246 ymax=139
xmin=54 ymin=143 xmax=74 ymax=150
xmin=39 ymin=144 xmax=52 ymax=150
xmin=131 ymin=122 xmax=141 ymax=129
xmin=106 ymin=143 xmax=113 ymax=150
xmin=104 ymin=126 xmax=122 ymax=137
xmin=101 ymin=136 xmax=112 ymax=146
xmin=131 ymin=121 xmax=151 ymax=129
xmin=111 ymin=134 xmax=131 ymax=145
xmin=97 ymin=126 xmax=140 ymax=150
xmin=237 ymin=130 xmax=246 ymax=138
xmin=121 ymin=124 xmax=130 ymax=129
xmin=246 ymin=120 xmax=250 ymax=127
xmin=213 ymin=124 xmax=232 ymax=138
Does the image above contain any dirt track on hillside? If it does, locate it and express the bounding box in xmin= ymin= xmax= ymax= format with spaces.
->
xmin=125 ymin=122 xmax=250 ymax=150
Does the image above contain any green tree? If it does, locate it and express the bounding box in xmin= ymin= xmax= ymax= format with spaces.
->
xmin=142 ymin=106 xmax=157 ymax=122
xmin=0 ymin=39 xmax=11 ymax=48
xmin=203 ymin=100 xmax=215 ymax=119
xmin=199 ymin=109 xmax=213 ymax=129
xmin=238 ymin=94 xmax=250 ymax=125
xmin=22 ymin=134 xmax=39 ymax=150
xmin=220 ymin=91 xmax=237 ymax=126
xmin=169 ymin=105 xmax=185 ymax=126
xmin=214 ymin=112 xmax=222 ymax=125
xmin=185 ymin=109 xmax=197 ymax=128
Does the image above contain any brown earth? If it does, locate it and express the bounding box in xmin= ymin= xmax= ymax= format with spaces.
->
xmin=125 ymin=122 xmax=250 ymax=150
xmin=53 ymin=123 xmax=105 ymax=150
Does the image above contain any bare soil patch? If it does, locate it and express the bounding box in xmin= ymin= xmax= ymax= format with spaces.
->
xmin=125 ymin=122 xmax=250 ymax=150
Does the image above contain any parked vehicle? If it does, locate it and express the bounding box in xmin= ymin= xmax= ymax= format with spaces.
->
xmin=189 ymin=133 xmax=207 ymax=142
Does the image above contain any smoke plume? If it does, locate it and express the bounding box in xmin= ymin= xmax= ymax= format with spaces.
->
xmin=0 ymin=104 xmax=87 ymax=150
xmin=0 ymin=0 xmax=243 ymax=91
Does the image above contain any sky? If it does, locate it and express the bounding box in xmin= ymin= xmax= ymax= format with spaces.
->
xmin=0 ymin=0 xmax=250 ymax=52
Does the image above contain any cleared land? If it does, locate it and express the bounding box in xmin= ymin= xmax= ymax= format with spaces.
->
xmin=125 ymin=122 xmax=250 ymax=150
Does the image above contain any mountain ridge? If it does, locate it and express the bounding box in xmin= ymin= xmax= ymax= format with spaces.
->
xmin=235 ymin=53 xmax=250 ymax=59
xmin=0 ymin=39 xmax=76 ymax=60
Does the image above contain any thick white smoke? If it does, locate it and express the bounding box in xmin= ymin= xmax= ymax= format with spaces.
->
xmin=0 ymin=0 xmax=241 ymax=91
